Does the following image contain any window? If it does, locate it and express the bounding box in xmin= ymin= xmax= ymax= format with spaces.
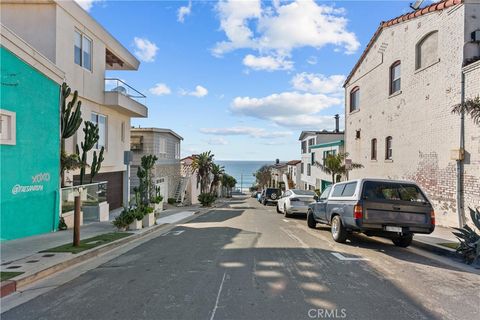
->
xmin=355 ymin=129 xmax=361 ymax=139
xmin=74 ymin=30 xmax=92 ymax=71
xmin=311 ymin=152 xmax=315 ymax=165
xmin=308 ymin=138 xmax=315 ymax=148
xmin=385 ymin=136 xmax=392 ymax=160
xmin=121 ymin=121 xmax=125 ymax=142
xmin=156 ymin=138 xmax=166 ymax=154
xmin=319 ymin=186 xmax=332 ymax=200
xmin=416 ymin=31 xmax=438 ymax=70
xmin=175 ymin=142 xmax=180 ymax=159
xmin=301 ymin=140 xmax=307 ymax=154
xmin=307 ymin=164 xmax=311 ymax=176
xmin=322 ymin=150 xmax=336 ymax=165
xmin=371 ymin=139 xmax=377 ymax=160
xmin=350 ymin=87 xmax=360 ymax=112
xmin=0 ymin=109 xmax=16 ymax=145
xmin=301 ymin=163 xmax=304 ymax=174
xmin=341 ymin=182 xmax=357 ymax=197
xmin=390 ymin=61 xmax=401 ymax=94
xmin=362 ymin=181 xmax=427 ymax=203
xmin=91 ymin=113 xmax=107 ymax=149
xmin=332 ymin=184 xmax=346 ymax=197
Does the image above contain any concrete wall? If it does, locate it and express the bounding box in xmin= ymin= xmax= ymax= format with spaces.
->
xmin=0 ymin=47 xmax=61 ymax=240
xmin=344 ymin=3 xmax=480 ymax=227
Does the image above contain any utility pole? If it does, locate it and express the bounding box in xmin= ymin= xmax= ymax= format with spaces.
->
xmin=241 ymin=174 xmax=243 ymax=194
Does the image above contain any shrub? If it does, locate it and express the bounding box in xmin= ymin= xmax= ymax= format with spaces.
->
xmin=198 ymin=193 xmax=216 ymax=207
xmin=152 ymin=195 xmax=163 ymax=204
xmin=168 ymin=198 xmax=176 ymax=205
xmin=453 ymin=207 xmax=480 ymax=266
xmin=113 ymin=207 xmax=136 ymax=229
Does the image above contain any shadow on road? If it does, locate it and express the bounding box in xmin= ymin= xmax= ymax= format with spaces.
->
xmin=2 ymin=223 xmax=449 ymax=320
xmin=186 ymin=209 xmax=244 ymax=223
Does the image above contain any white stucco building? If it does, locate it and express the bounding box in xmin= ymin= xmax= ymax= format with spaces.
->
xmin=1 ymin=0 xmax=148 ymax=210
xmin=344 ymin=0 xmax=480 ymax=227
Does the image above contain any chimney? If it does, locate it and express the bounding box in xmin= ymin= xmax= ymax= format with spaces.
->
xmin=334 ymin=114 xmax=340 ymax=133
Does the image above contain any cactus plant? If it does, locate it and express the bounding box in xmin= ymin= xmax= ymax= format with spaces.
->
xmin=452 ymin=207 xmax=480 ymax=266
xmin=90 ymin=146 xmax=105 ymax=183
xmin=60 ymin=82 xmax=83 ymax=186
xmin=78 ymin=121 xmax=100 ymax=185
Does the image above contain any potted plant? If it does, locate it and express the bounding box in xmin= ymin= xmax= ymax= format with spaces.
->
xmin=150 ymin=186 xmax=164 ymax=213
xmin=142 ymin=206 xmax=155 ymax=228
xmin=113 ymin=207 xmax=135 ymax=231
xmin=129 ymin=208 xmax=144 ymax=231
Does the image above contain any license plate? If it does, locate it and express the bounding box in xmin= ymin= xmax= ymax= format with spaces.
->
xmin=385 ymin=226 xmax=402 ymax=232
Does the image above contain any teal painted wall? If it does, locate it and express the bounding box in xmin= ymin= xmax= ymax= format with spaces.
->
xmin=1 ymin=47 xmax=61 ymax=240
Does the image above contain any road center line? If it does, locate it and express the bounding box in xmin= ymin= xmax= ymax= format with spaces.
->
xmin=210 ymin=271 xmax=227 ymax=320
xmin=331 ymin=252 xmax=369 ymax=261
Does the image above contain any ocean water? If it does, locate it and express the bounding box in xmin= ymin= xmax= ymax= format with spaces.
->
xmin=217 ymin=160 xmax=273 ymax=191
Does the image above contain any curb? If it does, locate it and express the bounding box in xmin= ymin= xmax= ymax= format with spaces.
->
xmin=411 ymin=239 xmax=460 ymax=259
xmin=0 ymin=281 xmax=16 ymax=298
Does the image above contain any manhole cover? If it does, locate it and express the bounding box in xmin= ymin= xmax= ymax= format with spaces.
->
xmin=26 ymin=260 xmax=39 ymax=263
xmin=6 ymin=265 xmax=21 ymax=269
xmin=42 ymin=254 xmax=55 ymax=258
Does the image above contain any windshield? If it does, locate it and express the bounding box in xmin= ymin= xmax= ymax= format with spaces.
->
xmin=292 ymin=190 xmax=315 ymax=196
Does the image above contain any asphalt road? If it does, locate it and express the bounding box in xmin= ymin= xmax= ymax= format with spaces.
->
xmin=2 ymin=197 xmax=479 ymax=320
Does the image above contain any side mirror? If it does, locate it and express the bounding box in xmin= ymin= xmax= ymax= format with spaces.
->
xmin=313 ymin=195 xmax=319 ymax=201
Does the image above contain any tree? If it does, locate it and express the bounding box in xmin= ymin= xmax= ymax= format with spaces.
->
xmin=221 ymin=174 xmax=237 ymax=197
xmin=255 ymin=165 xmax=272 ymax=188
xmin=210 ymin=163 xmax=225 ymax=194
xmin=314 ymin=152 xmax=363 ymax=183
xmin=452 ymin=96 xmax=480 ymax=125
xmin=191 ymin=151 xmax=214 ymax=194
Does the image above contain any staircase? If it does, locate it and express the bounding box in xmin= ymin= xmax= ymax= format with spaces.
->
xmin=174 ymin=177 xmax=188 ymax=204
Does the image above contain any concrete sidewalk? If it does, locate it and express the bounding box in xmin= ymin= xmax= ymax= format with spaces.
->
xmin=412 ymin=225 xmax=460 ymax=257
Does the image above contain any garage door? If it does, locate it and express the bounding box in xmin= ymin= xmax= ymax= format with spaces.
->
xmin=74 ymin=171 xmax=124 ymax=209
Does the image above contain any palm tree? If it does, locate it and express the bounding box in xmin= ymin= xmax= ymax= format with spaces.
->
xmin=452 ymin=96 xmax=480 ymax=125
xmin=191 ymin=151 xmax=214 ymax=194
xmin=210 ymin=163 xmax=225 ymax=194
xmin=314 ymin=152 xmax=363 ymax=183
xmin=255 ymin=165 xmax=272 ymax=188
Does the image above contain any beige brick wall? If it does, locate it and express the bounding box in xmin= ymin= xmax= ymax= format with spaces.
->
xmin=344 ymin=4 xmax=480 ymax=227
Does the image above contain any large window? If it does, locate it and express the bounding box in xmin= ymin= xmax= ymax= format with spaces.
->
xmin=301 ymin=140 xmax=307 ymax=154
xmin=74 ymin=30 xmax=92 ymax=71
xmin=362 ymin=181 xmax=427 ymax=203
xmin=416 ymin=31 xmax=438 ymax=70
xmin=350 ymin=87 xmax=360 ymax=112
xmin=0 ymin=109 xmax=16 ymax=145
xmin=307 ymin=164 xmax=311 ymax=176
xmin=371 ymin=138 xmax=377 ymax=160
xmin=390 ymin=61 xmax=401 ymax=94
xmin=91 ymin=113 xmax=107 ymax=149
xmin=385 ymin=136 xmax=392 ymax=160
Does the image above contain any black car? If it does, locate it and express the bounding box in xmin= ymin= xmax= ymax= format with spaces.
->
xmin=261 ymin=188 xmax=282 ymax=206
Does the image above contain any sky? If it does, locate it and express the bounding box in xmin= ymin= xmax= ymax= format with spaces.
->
xmin=78 ymin=0 xmax=415 ymax=161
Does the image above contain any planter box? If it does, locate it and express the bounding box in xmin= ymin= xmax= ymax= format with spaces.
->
xmin=153 ymin=202 xmax=163 ymax=213
xmin=61 ymin=210 xmax=83 ymax=229
xmin=142 ymin=212 xmax=155 ymax=228
xmin=83 ymin=201 xmax=110 ymax=222
xmin=128 ymin=219 xmax=142 ymax=231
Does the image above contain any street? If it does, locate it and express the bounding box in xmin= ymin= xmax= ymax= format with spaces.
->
xmin=2 ymin=196 xmax=479 ymax=320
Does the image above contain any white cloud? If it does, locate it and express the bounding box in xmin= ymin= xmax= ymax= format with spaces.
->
xmin=149 ymin=83 xmax=171 ymax=96
xmin=133 ymin=37 xmax=158 ymax=62
xmin=291 ymin=73 xmax=345 ymax=95
xmin=180 ymin=85 xmax=208 ymax=98
xmin=207 ymin=137 xmax=228 ymax=145
xmin=306 ymin=56 xmax=318 ymax=65
xmin=243 ymin=54 xmax=293 ymax=71
xmin=177 ymin=1 xmax=192 ymax=23
xmin=213 ymin=0 xmax=359 ymax=70
xmin=230 ymin=90 xmax=342 ymax=129
xmin=200 ymin=127 xmax=292 ymax=139
xmin=75 ymin=0 xmax=101 ymax=11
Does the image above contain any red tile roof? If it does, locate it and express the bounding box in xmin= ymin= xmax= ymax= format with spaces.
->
xmin=344 ymin=0 xmax=463 ymax=87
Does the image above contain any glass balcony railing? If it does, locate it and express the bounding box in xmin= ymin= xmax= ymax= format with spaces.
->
xmin=61 ymin=181 xmax=108 ymax=214
xmin=105 ymin=78 xmax=146 ymax=105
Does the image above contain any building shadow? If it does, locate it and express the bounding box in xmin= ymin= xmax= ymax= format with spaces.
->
xmin=185 ymin=209 xmax=244 ymax=223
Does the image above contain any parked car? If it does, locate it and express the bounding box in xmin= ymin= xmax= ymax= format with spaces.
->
xmin=307 ymin=179 xmax=435 ymax=247
xmin=276 ymin=189 xmax=316 ymax=217
xmin=261 ymin=188 xmax=282 ymax=205
xmin=251 ymin=191 xmax=261 ymax=198
xmin=257 ymin=190 xmax=264 ymax=202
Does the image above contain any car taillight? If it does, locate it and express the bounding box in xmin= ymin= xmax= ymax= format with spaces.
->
xmin=430 ymin=210 xmax=435 ymax=225
xmin=354 ymin=205 xmax=363 ymax=219
xmin=291 ymin=198 xmax=300 ymax=202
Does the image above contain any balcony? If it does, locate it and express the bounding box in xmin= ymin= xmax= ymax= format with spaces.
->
xmin=104 ymin=78 xmax=147 ymax=118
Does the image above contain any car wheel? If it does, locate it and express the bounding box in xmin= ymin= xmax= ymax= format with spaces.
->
xmin=276 ymin=205 xmax=281 ymax=213
xmin=307 ymin=210 xmax=316 ymax=229
xmin=331 ymin=215 xmax=348 ymax=243
xmin=392 ymin=234 xmax=413 ymax=248
xmin=284 ymin=205 xmax=290 ymax=218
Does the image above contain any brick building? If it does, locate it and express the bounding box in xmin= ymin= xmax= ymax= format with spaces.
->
xmin=344 ymin=0 xmax=480 ymax=227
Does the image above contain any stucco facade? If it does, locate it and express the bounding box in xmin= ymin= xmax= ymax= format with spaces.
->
xmin=1 ymin=0 xmax=148 ymax=209
xmin=1 ymin=25 xmax=64 ymax=240
xmin=344 ymin=1 xmax=480 ymax=227
xmin=130 ymin=128 xmax=183 ymax=200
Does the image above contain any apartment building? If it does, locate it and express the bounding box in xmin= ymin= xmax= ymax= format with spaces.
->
xmin=130 ymin=128 xmax=183 ymax=200
xmin=344 ymin=0 xmax=480 ymax=227
xmin=1 ymin=0 xmax=148 ymax=210
xmin=286 ymin=160 xmax=302 ymax=189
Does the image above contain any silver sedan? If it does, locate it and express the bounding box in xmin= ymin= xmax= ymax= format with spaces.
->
xmin=276 ymin=189 xmax=317 ymax=217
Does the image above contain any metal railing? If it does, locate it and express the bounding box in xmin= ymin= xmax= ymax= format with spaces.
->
xmin=61 ymin=181 xmax=108 ymax=214
xmin=105 ymin=78 xmax=146 ymax=105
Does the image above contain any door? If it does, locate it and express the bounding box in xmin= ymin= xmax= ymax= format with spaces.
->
xmin=313 ymin=185 xmax=331 ymax=222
